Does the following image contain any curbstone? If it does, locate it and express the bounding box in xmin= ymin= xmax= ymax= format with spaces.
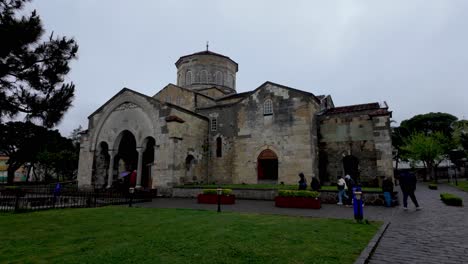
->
xmin=354 ymin=221 xmax=391 ymax=264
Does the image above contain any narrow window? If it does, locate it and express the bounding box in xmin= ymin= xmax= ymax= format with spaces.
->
xmin=178 ymin=73 xmax=182 ymax=85
xmin=216 ymin=137 xmax=222 ymax=157
xmin=165 ymin=96 xmax=172 ymax=103
xmin=263 ymin=99 xmax=273 ymax=115
xmin=200 ymin=70 xmax=207 ymax=83
xmin=215 ymin=71 xmax=223 ymax=85
xmin=211 ymin=117 xmax=217 ymax=131
xmin=186 ymin=71 xmax=192 ymax=85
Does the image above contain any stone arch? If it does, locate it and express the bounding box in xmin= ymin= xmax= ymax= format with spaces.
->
xmin=263 ymin=99 xmax=273 ymax=115
xmin=257 ymin=149 xmax=278 ymax=181
xmin=343 ymin=155 xmax=359 ymax=181
xmin=112 ymin=130 xmax=138 ymax=189
xmin=90 ymin=97 xmax=157 ymax=152
xmin=215 ymin=71 xmax=223 ymax=85
xmin=186 ymin=71 xmax=193 ymax=85
xmin=200 ymin=70 xmax=208 ymax=83
xmin=185 ymin=154 xmax=196 ymax=182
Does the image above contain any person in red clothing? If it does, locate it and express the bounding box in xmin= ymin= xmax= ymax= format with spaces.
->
xmin=129 ymin=170 xmax=137 ymax=187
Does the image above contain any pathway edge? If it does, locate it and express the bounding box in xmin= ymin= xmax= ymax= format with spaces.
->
xmin=354 ymin=221 xmax=391 ymax=264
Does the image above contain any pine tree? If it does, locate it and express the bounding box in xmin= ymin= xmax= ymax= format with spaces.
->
xmin=0 ymin=0 xmax=78 ymax=127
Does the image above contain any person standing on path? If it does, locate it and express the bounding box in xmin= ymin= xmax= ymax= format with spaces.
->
xmin=344 ymin=175 xmax=355 ymax=206
xmin=337 ymin=176 xmax=348 ymax=205
xmin=399 ymin=171 xmax=422 ymax=210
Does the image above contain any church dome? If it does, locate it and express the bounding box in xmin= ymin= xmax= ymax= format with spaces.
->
xmin=175 ymin=50 xmax=238 ymax=93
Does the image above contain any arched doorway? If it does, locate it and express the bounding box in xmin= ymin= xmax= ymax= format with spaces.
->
xmin=113 ymin=130 xmax=137 ymax=188
xmin=142 ymin=137 xmax=155 ymax=188
xmin=257 ymin=149 xmax=278 ymax=182
xmin=185 ymin=155 xmax=196 ymax=182
xmin=343 ymin=155 xmax=359 ymax=181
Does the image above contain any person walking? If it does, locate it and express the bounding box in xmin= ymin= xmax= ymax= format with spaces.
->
xmin=382 ymin=176 xmax=394 ymax=207
xmin=311 ymin=176 xmax=321 ymax=191
xmin=399 ymin=171 xmax=422 ymax=210
xmin=337 ymin=176 xmax=348 ymax=205
xmin=298 ymin=173 xmax=307 ymax=190
xmin=344 ymin=175 xmax=355 ymax=206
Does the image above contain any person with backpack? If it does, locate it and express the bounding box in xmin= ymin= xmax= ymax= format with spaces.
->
xmin=337 ymin=176 xmax=348 ymax=205
xmin=298 ymin=173 xmax=307 ymax=190
xmin=344 ymin=175 xmax=355 ymax=206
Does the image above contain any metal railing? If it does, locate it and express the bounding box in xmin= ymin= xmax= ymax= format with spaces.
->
xmin=0 ymin=187 xmax=153 ymax=213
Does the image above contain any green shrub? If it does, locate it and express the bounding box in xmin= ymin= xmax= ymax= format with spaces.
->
xmin=278 ymin=190 xmax=320 ymax=198
xmin=202 ymin=189 xmax=233 ymax=195
xmin=440 ymin=193 xmax=463 ymax=206
xmin=428 ymin=184 xmax=438 ymax=190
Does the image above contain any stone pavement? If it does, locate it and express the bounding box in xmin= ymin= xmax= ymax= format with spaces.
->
xmin=368 ymin=183 xmax=468 ymax=264
xmin=137 ymin=182 xmax=468 ymax=263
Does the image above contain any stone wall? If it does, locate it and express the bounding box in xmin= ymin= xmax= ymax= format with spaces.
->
xmin=318 ymin=111 xmax=393 ymax=186
xmin=198 ymin=83 xmax=321 ymax=185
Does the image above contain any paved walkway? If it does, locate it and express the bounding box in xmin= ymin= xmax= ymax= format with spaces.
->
xmin=368 ymin=183 xmax=468 ymax=264
xmin=137 ymin=182 xmax=468 ymax=263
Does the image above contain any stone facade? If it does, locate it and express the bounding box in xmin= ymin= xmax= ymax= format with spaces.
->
xmin=78 ymin=49 xmax=393 ymax=190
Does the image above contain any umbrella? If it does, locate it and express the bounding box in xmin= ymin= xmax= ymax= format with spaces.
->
xmin=119 ymin=171 xmax=131 ymax=178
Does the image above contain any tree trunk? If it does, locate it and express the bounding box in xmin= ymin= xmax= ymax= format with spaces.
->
xmin=7 ymin=165 xmax=18 ymax=184
xmin=428 ymin=163 xmax=436 ymax=183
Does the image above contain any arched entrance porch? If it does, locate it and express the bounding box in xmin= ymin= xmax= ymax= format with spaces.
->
xmin=257 ymin=149 xmax=278 ymax=183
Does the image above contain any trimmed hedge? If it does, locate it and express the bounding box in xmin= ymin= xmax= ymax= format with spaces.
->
xmin=440 ymin=193 xmax=463 ymax=206
xmin=278 ymin=190 xmax=320 ymax=198
xmin=428 ymin=184 xmax=438 ymax=190
xmin=202 ymin=189 xmax=233 ymax=195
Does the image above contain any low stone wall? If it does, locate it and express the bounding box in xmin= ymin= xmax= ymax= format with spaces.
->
xmin=172 ymin=188 xmax=277 ymax=200
xmin=171 ymin=187 xmax=398 ymax=205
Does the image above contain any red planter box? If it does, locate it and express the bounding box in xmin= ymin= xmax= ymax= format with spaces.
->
xmin=275 ymin=196 xmax=321 ymax=209
xmin=197 ymin=194 xmax=236 ymax=204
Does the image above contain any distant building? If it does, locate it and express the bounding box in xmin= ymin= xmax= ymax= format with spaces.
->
xmin=0 ymin=156 xmax=27 ymax=183
xmin=77 ymin=49 xmax=393 ymax=190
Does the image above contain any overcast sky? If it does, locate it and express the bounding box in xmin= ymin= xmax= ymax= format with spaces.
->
xmin=29 ymin=0 xmax=468 ymax=136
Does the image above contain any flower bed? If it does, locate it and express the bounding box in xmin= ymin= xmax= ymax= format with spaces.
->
xmin=275 ymin=190 xmax=321 ymax=209
xmin=197 ymin=189 xmax=235 ymax=204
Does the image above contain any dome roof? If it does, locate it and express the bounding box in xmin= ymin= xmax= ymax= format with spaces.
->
xmin=175 ymin=50 xmax=238 ymax=71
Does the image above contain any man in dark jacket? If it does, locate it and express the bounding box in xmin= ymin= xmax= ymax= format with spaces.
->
xmin=399 ymin=171 xmax=421 ymax=210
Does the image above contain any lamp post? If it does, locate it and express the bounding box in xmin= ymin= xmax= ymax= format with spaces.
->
xmin=217 ymin=187 xmax=222 ymax=213
xmin=353 ymin=189 xmax=363 ymax=222
xmin=129 ymin=187 xmax=135 ymax=207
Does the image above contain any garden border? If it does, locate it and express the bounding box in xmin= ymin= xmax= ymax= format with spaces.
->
xmin=354 ymin=221 xmax=390 ymax=264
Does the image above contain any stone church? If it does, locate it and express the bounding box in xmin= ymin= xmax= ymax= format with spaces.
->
xmin=77 ymin=49 xmax=393 ymax=190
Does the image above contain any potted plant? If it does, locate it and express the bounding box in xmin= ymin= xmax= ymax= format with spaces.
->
xmin=275 ymin=190 xmax=321 ymax=209
xmin=197 ymin=189 xmax=235 ymax=204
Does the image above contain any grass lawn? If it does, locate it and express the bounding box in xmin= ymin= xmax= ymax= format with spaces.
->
xmin=450 ymin=179 xmax=468 ymax=192
xmin=177 ymin=183 xmax=382 ymax=192
xmin=0 ymin=207 xmax=380 ymax=264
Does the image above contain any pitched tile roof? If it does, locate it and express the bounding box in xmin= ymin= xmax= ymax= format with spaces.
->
xmin=325 ymin=102 xmax=384 ymax=115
